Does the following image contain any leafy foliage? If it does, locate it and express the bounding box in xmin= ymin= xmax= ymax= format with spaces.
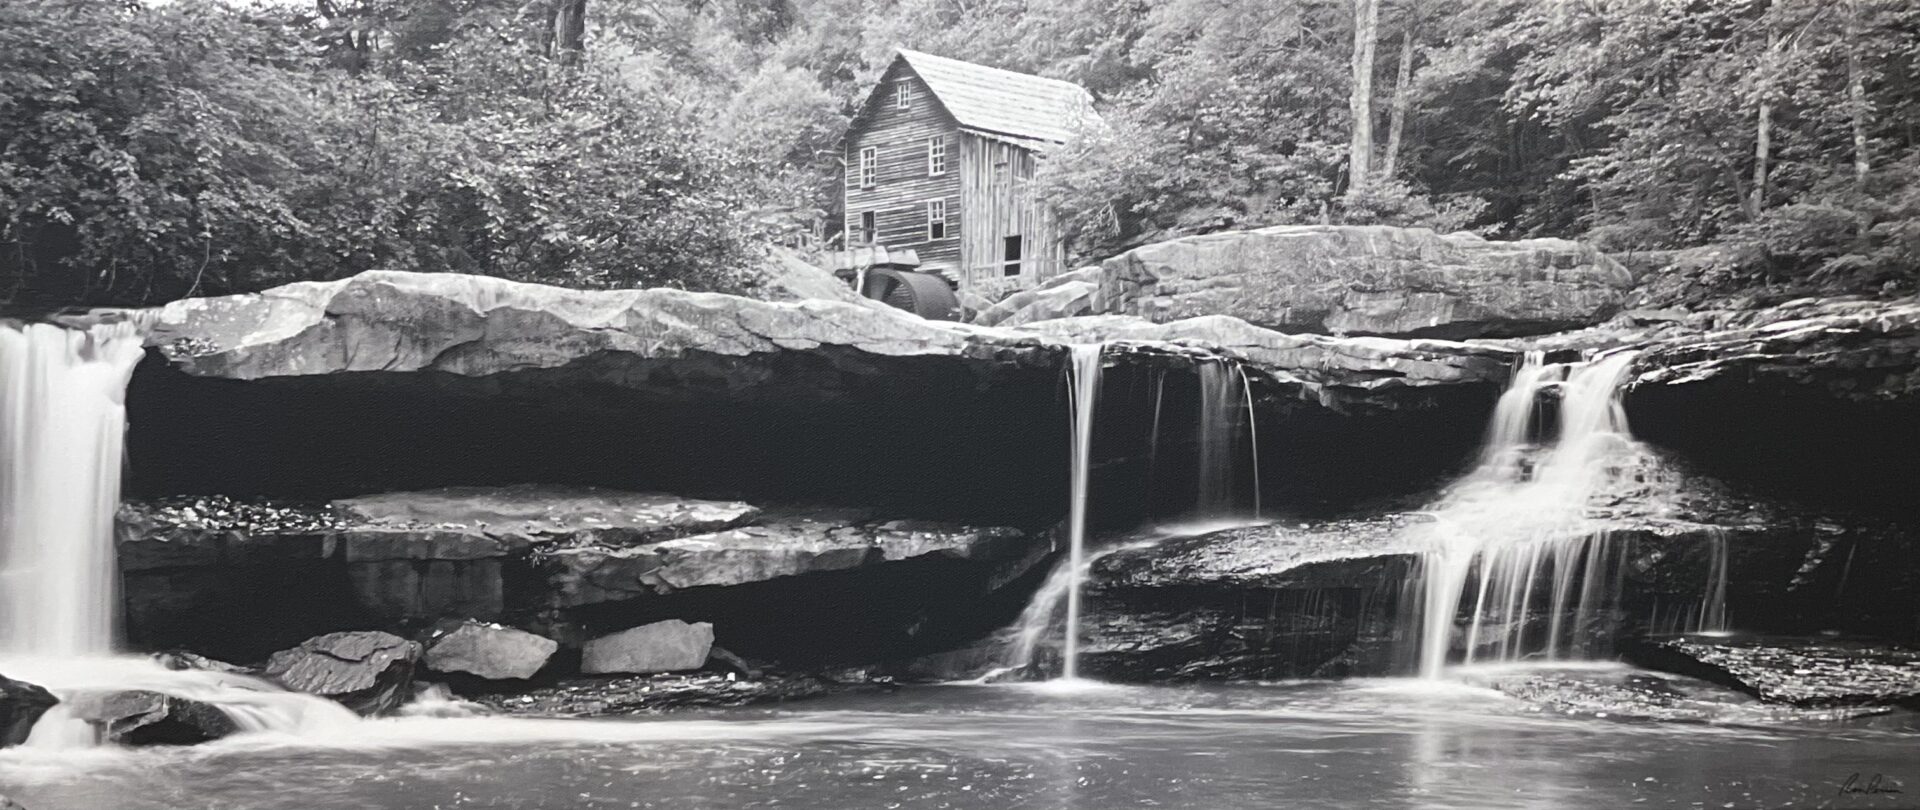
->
xmin=3 ymin=0 xmax=1918 ymax=307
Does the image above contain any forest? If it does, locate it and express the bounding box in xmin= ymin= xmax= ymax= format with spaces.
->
xmin=2 ymin=0 xmax=1917 ymax=307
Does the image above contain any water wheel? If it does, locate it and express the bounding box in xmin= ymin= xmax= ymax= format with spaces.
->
xmin=863 ymin=269 xmax=960 ymax=321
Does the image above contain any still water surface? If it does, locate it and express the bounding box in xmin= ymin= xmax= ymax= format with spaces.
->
xmin=3 ymin=670 xmax=1914 ymax=810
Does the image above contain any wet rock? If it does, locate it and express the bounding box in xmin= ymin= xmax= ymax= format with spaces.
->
xmin=472 ymin=671 xmax=844 ymax=716
xmin=335 ymin=485 xmax=760 ymax=546
xmin=1482 ymin=665 xmax=1892 ymax=724
xmin=66 ymin=690 xmax=239 ymax=746
xmin=1026 ymin=314 xmax=1515 ymax=412
xmin=263 ymin=631 xmax=422 ymax=716
xmin=1621 ymin=634 xmax=1920 ymax=708
xmin=581 ymin=620 xmax=714 ymax=675
xmin=1092 ymin=225 xmax=1635 ymax=338
xmin=150 ymin=650 xmax=251 ymax=674
xmin=0 ymin=674 xmax=57 ymax=748
xmin=0 ymin=794 xmax=22 ymax=810
xmin=537 ymin=509 xmax=1033 ymax=608
xmin=424 ymin=621 xmax=558 ymax=681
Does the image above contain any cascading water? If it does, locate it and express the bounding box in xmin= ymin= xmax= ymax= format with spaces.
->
xmin=1060 ymin=344 xmax=1103 ymax=680
xmin=0 ymin=321 xmax=146 ymax=656
xmin=1414 ymin=350 xmax=1652 ymax=677
xmin=0 ymin=320 xmax=357 ymax=747
xmin=1195 ymin=360 xmax=1261 ymax=519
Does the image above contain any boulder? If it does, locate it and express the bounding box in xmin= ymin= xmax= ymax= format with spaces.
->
xmin=0 ymin=674 xmax=57 ymax=748
xmin=1093 ymin=225 xmax=1636 ymax=338
xmin=141 ymin=270 xmax=1059 ymax=393
xmin=538 ymin=508 xmax=1033 ymax=608
xmin=753 ymin=248 xmax=877 ymax=307
xmin=581 ymin=620 xmax=715 ymax=675
xmin=425 ymin=621 xmax=559 ymax=681
xmin=473 ymin=671 xmax=839 ymax=716
xmin=263 ymin=631 xmax=422 ymax=716
xmin=1621 ymin=634 xmax=1920 ymax=708
xmin=66 ymin=690 xmax=238 ymax=746
xmin=150 ymin=650 xmax=251 ymax=674
xmin=972 ymin=267 xmax=1100 ymax=327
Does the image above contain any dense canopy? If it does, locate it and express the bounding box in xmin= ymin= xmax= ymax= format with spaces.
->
xmin=2 ymin=0 xmax=1916 ymax=307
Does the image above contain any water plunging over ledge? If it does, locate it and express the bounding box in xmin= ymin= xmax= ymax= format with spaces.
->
xmin=1414 ymin=350 xmax=1661 ymax=677
xmin=0 ymin=320 xmax=356 ymax=747
xmin=1061 ymin=344 xmax=1103 ymax=680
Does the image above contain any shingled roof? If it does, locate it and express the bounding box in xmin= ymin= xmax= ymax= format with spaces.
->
xmin=887 ymin=49 xmax=1098 ymax=145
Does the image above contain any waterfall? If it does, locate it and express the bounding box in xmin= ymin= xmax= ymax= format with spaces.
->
xmin=1415 ymin=351 xmax=1650 ymax=677
xmin=1194 ymin=360 xmax=1261 ymax=519
xmin=0 ymin=321 xmax=146 ymax=656
xmin=1061 ymin=344 xmax=1103 ymax=680
xmin=0 ymin=320 xmax=359 ymax=747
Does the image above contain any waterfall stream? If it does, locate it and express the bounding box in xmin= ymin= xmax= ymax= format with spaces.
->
xmin=1060 ymin=344 xmax=1103 ymax=680
xmin=1415 ymin=351 xmax=1652 ymax=677
xmin=0 ymin=321 xmax=357 ymax=747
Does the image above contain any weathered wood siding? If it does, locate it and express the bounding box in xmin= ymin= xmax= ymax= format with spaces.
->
xmin=956 ymin=133 xmax=1067 ymax=299
xmin=842 ymin=62 xmax=963 ymax=276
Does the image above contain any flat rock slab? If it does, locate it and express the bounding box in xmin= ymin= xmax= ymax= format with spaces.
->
xmin=581 ymin=619 xmax=714 ymax=675
xmin=1622 ymin=634 xmax=1920 ymax=707
xmin=1479 ymin=665 xmax=1893 ymax=724
xmin=264 ymin=630 xmax=422 ymax=715
xmin=474 ymin=672 xmax=846 ymax=716
xmin=426 ymin=621 xmax=559 ymax=681
xmin=335 ymin=485 xmax=759 ymax=543
xmin=539 ymin=509 xmax=1032 ymax=607
xmin=1026 ymin=314 xmax=1515 ymax=411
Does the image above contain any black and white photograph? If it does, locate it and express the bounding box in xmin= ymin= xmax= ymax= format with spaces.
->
xmin=1 ymin=0 xmax=1917 ymax=807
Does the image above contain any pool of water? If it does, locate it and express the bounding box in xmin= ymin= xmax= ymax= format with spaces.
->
xmin=3 ymin=667 xmax=1915 ymax=809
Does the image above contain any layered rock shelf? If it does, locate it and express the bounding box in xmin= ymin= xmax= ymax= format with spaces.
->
xmin=116 ymin=486 xmax=1048 ymax=669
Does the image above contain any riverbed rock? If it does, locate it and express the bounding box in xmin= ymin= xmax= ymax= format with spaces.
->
xmin=0 ymin=674 xmax=57 ymax=748
xmin=425 ymin=621 xmax=559 ymax=681
xmin=1092 ymin=225 xmax=1636 ymax=338
xmin=66 ymin=690 xmax=238 ymax=746
xmin=1621 ymin=634 xmax=1920 ymax=708
xmin=473 ymin=671 xmax=843 ymax=716
xmin=581 ymin=620 xmax=715 ymax=675
xmin=263 ymin=631 xmax=422 ymax=716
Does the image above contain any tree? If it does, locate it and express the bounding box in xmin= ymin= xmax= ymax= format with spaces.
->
xmin=1348 ymin=0 xmax=1382 ymax=189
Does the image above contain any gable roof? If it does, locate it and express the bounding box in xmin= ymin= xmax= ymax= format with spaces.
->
xmin=881 ymin=49 xmax=1099 ymax=145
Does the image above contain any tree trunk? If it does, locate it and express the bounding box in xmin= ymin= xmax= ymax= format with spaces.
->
xmin=553 ymin=0 xmax=587 ymax=64
xmin=1750 ymin=27 xmax=1777 ymax=218
xmin=1846 ymin=0 xmax=1871 ymax=185
xmin=1348 ymin=0 xmax=1381 ymax=191
xmin=1381 ymin=5 xmax=1418 ymax=181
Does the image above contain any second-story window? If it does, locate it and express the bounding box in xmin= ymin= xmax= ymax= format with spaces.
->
xmin=926 ymin=199 xmax=948 ymax=240
xmin=859 ymin=147 xmax=877 ymax=188
xmin=927 ymin=136 xmax=947 ymax=176
xmin=895 ymin=80 xmax=913 ymax=109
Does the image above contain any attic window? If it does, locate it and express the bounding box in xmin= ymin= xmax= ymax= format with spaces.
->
xmin=928 ymin=136 xmax=947 ymax=176
xmin=859 ymin=147 xmax=877 ymax=188
xmin=895 ymin=80 xmax=913 ymax=109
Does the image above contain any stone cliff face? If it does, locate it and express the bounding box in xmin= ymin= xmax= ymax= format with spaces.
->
xmin=92 ymin=248 xmax=1920 ymax=691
